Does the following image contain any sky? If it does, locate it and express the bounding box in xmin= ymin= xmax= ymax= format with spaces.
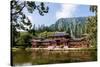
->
xmin=22 ymin=2 xmax=95 ymax=27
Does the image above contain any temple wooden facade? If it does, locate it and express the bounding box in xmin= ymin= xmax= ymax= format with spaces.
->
xmin=31 ymin=32 xmax=90 ymax=48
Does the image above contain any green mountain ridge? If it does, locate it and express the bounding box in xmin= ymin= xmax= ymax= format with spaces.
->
xmin=49 ymin=17 xmax=90 ymax=37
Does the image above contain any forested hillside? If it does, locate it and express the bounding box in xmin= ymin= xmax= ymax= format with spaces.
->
xmin=49 ymin=17 xmax=88 ymax=38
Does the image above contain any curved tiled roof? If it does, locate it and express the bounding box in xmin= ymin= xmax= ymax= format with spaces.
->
xmin=49 ymin=32 xmax=69 ymax=37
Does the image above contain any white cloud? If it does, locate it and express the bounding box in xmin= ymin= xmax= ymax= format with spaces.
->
xmin=56 ymin=4 xmax=78 ymax=20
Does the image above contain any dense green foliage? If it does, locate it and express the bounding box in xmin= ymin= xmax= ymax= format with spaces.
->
xmin=86 ymin=5 xmax=97 ymax=48
xmin=16 ymin=32 xmax=32 ymax=48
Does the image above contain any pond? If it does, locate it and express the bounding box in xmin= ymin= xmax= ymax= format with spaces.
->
xmin=11 ymin=48 xmax=97 ymax=66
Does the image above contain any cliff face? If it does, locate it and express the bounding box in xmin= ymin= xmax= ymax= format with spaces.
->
xmin=49 ymin=17 xmax=88 ymax=38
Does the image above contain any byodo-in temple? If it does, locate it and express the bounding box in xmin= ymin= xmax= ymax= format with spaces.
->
xmin=31 ymin=32 xmax=90 ymax=48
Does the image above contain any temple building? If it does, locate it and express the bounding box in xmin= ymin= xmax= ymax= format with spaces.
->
xmin=31 ymin=32 xmax=90 ymax=48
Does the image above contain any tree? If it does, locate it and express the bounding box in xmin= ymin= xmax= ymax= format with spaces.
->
xmin=16 ymin=32 xmax=33 ymax=48
xmin=11 ymin=0 xmax=49 ymax=47
xmin=86 ymin=5 xmax=97 ymax=47
xmin=39 ymin=31 xmax=48 ymax=38
xmin=11 ymin=0 xmax=49 ymax=31
xmin=11 ymin=22 xmax=20 ymax=47
xmin=90 ymin=6 xmax=97 ymax=15
xmin=28 ymin=24 xmax=36 ymax=36
xmin=66 ymin=27 xmax=71 ymax=36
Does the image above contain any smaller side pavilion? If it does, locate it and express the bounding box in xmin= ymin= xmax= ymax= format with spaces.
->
xmin=68 ymin=37 xmax=90 ymax=48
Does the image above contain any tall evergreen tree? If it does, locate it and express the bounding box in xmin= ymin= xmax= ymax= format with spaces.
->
xmin=86 ymin=5 xmax=97 ymax=47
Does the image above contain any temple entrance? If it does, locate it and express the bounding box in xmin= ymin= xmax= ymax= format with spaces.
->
xmin=55 ymin=40 xmax=60 ymax=45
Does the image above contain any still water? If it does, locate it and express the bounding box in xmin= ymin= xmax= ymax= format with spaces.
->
xmin=12 ymin=48 xmax=97 ymax=66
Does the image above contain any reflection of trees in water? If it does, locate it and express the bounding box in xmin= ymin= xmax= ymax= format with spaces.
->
xmin=12 ymin=50 xmax=32 ymax=65
xmin=12 ymin=49 xmax=97 ymax=65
